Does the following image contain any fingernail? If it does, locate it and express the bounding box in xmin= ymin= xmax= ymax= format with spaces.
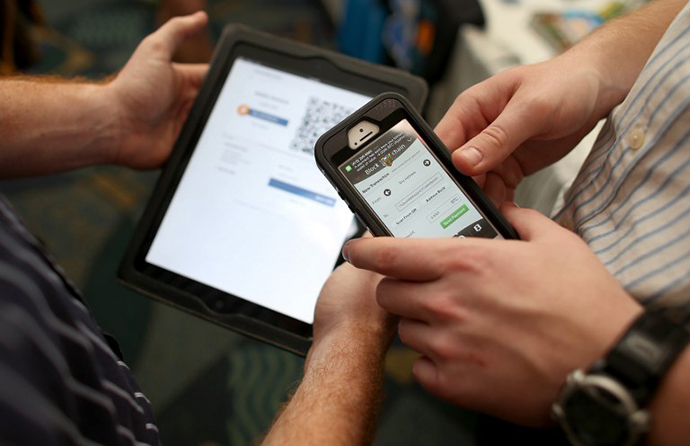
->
xmin=459 ymin=147 xmax=483 ymax=167
xmin=342 ymin=241 xmax=353 ymax=263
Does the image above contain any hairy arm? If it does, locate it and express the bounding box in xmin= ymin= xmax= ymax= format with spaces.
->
xmin=260 ymin=262 xmax=395 ymax=446
xmin=0 ymin=78 xmax=117 ymax=177
xmin=261 ymin=327 xmax=389 ymax=446
xmin=0 ymin=12 xmax=208 ymax=178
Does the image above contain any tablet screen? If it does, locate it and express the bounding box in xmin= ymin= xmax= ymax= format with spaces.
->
xmin=145 ymin=57 xmax=371 ymax=324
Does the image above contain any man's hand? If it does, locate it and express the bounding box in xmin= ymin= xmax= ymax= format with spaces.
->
xmin=105 ymin=12 xmax=209 ymax=169
xmin=435 ymin=56 xmax=612 ymax=205
xmin=0 ymin=12 xmax=209 ymax=177
xmin=343 ymin=205 xmax=643 ymax=426
xmin=437 ymin=0 xmax=688 ymax=205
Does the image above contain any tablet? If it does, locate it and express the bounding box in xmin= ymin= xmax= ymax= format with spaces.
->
xmin=119 ymin=25 xmax=427 ymax=356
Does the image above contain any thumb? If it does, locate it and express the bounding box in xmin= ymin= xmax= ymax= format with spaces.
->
xmin=500 ymin=203 xmax=562 ymax=241
xmin=147 ymin=12 xmax=208 ymax=59
xmin=452 ymin=100 xmax=541 ymax=176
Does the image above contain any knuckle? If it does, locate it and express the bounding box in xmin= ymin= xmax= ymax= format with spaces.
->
xmin=454 ymin=88 xmax=477 ymax=106
xmin=503 ymin=156 xmax=526 ymax=187
xmin=524 ymin=95 xmax=552 ymax=117
xmin=428 ymin=335 xmax=456 ymax=361
xmin=454 ymin=88 xmax=484 ymax=117
xmin=397 ymin=319 xmax=414 ymax=344
xmin=422 ymin=293 xmax=460 ymax=322
xmin=415 ymin=362 xmax=451 ymax=397
xmin=375 ymin=278 xmax=395 ymax=308
xmin=372 ymin=244 xmax=401 ymax=270
xmin=142 ymin=35 xmax=166 ymax=53
xmin=442 ymin=247 xmax=487 ymax=274
xmin=481 ymin=123 xmax=510 ymax=151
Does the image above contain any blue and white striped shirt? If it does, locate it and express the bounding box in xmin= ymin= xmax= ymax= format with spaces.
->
xmin=0 ymin=196 xmax=159 ymax=445
xmin=555 ymin=2 xmax=690 ymax=308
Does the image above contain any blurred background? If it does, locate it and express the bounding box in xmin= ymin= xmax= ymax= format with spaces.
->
xmin=0 ymin=0 xmax=646 ymax=444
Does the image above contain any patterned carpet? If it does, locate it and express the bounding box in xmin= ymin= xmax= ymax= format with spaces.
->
xmin=1 ymin=1 xmax=478 ymax=445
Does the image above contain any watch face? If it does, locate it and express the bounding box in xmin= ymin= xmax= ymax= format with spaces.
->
xmin=564 ymin=387 xmax=632 ymax=446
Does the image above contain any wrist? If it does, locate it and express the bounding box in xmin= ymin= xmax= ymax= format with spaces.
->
xmin=647 ymin=345 xmax=690 ymax=446
xmin=556 ymin=46 xmax=628 ymax=120
xmin=553 ymin=309 xmax=690 ymax=446
xmin=558 ymin=0 xmax=688 ymax=119
xmin=98 ymin=81 xmax=129 ymax=165
xmin=67 ymin=81 xmax=123 ymax=166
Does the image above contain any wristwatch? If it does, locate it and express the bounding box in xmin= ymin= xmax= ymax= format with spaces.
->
xmin=551 ymin=309 xmax=690 ymax=446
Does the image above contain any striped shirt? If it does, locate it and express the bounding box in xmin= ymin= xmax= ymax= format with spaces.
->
xmin=555 ymin=2 xmax=690 ymax=308
xmin=0 ymin=196 xmax=159 ymax=445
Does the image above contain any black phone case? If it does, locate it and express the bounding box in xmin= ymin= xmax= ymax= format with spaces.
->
xmin=118 ymin=26 xmax=428 ymax=357
xmin=314 ymin=92 xmax=518 ymax=240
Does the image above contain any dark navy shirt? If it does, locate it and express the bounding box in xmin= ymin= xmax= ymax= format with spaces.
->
xmin=0 ymin=196 xmax=159 ymax=445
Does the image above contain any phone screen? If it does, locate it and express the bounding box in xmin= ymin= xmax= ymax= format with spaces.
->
xmin=339 ymin=119 xmax=502 ymax=239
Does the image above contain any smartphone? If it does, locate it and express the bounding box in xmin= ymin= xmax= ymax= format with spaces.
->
xmin=314 ymin=92 xmax=518 ymax=239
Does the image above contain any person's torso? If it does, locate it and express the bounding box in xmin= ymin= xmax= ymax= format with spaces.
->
xmin=0 ymin=196 xmax=160 ymax=445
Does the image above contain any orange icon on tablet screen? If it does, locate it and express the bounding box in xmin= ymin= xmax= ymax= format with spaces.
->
xmin=237 ymin=104 xmax=250 ymax=116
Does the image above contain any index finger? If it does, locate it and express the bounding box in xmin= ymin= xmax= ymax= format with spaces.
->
xmin=343 ymin=237 xmax=456 ymax=280
xmin=434 ymin=76 xmax=513 ymax=153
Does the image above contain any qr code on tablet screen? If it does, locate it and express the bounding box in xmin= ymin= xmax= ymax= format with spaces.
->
xmin=290 ymin=97 xmax=354 ymax=156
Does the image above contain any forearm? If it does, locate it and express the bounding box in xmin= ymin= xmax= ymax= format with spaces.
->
xmin=0 ymin=78 xmax=119 ymax=177
xmin=647 ymin=345 xmax=690 ymax=446
xmin=562 ymin=0 xmax=688 ymax=113
xmin=260 ymin=326 xmax=390 ymax=446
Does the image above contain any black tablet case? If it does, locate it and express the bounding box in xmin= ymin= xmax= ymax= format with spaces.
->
xmin=119 ymin=24 xmax=427 ymax=356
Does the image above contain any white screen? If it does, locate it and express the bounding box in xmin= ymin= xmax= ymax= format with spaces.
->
xmin=146 ymin=58 xmax=371 ymax=324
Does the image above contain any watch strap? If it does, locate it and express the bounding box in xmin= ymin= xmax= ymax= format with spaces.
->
xmin=592 ymin=309 xmax=690 ymax=407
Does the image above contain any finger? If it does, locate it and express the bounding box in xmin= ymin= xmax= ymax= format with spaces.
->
xmin=148 ymin=12 xmax=208 ymax=59
xmin=343 ymin=237 xmax=456 ymax=280
xmin=176 ymin=63 xmax=209 ymax=77
xmin=175 ymin=63 xmax=209 ymax=88
xmin=471 ymin=172 xmax=486 ymax=189
xmin=397 ymin=318 xmax=434 ymax=353
xmin=376 ymin=278 xmax=430 ymax=320
xmin=412 ymin=356 xmax=443 ymax=395
xmin=482 ymin=172 xmax=507 ymax=207
xmin=434 ymin=79 xmax=511 ymax=154
xmin=451 ymin=98 xmax=543 ymax=176
xmin=499 ymin=202 xmax=562 ymax=241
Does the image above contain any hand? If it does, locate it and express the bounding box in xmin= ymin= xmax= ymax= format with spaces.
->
xmin=436 ymin=53 xmax=618 ymax=204
xmin=308 ymin=258 xmax=396 ymax=367
xmin=263 ymin=260 xmax=396 ymax=446
xmin=343 ymin=205 xmax=643 ymax=426
xmin=105 ymin=12 xmax=209 ymax=169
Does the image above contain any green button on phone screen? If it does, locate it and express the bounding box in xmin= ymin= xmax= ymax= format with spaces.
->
xmin=440 ymin=205 xmax=469 ymax=229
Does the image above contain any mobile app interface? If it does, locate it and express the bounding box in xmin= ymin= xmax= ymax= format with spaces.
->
xmin=146 ymin=58 xmax=371 ymax=324
xmin=340 ymin=119 xmax=501 ymax=239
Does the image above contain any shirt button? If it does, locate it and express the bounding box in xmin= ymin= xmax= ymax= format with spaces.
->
xmin=628 ymin=125 xmax=646 ymax=150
